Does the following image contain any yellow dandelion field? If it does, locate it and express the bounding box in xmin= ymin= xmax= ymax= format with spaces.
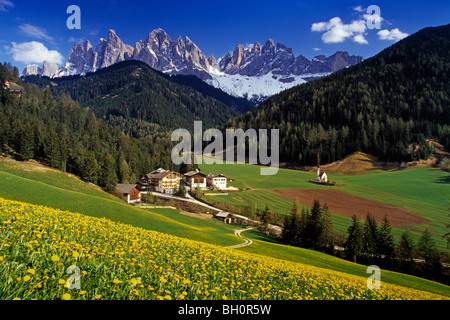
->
xmin=0 ymin=197 xmax=447 ymax=300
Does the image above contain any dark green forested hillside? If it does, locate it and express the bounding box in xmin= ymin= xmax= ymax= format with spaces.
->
xmin=224 ymin=24 xmax=450 ymax=165
xmin=25 ymin=60 xmax=247 ymax=136
xmin=0 ymin=63 xmax=180 ymax=191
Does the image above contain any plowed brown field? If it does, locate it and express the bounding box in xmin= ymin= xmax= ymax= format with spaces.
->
xmin=268 ymin=189 xmax=429 ymax=226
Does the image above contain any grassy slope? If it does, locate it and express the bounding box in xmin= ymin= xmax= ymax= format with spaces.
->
xmin=0 ymin=159 xmax=448 ymax=296
xmin=240 ymin=230 xmax=449 ymax=297
xmin=0 ymin=160 xmax=239 ymax=247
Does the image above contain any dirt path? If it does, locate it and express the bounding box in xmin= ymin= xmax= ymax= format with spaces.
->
xmin=226 ymin=228 xmax=254 ymax=249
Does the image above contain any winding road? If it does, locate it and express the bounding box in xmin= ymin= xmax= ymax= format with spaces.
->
xmin=146 ymin=191 xmax=278 ymax=249
xmin=225 ymin=228 xmax=254 ymax=249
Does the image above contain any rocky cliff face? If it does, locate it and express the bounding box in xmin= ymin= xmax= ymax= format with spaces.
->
xmin=132 ymin=28 xmax=215 ymax=80
xmin=63 ymin=30 xmax=133 ymax=75
xmin=218 ymin=42 xmax=362 ymax=77
xmin=22 ymin=28 xmax=363 ymax=100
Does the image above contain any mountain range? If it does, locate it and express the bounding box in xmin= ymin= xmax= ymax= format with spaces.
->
xmin=22 ymin=28 xmax=363 ymax=102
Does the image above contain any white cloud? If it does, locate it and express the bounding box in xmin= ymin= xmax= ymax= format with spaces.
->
xmin=311 ymin=17 xmax=367 ymax=44
xmin=312 ymin=47 xmax=322 ymax=51
xmin=0 ymin=0 xmax=14 ymax=11
xmin=18 ymin=24 xmax=54 ymax=42
xmin=68 ymin=36 xmax=85 ymax=44
xmin=311 ymin=6 xmax=408 ymax=45
xmin=377 ymin=28 xmax=409 ymax=41
xmin=353 ymin=34 xmax=368 ymax=44
xmin=8 ymin=41 xmax=64 ymax=65
xmin=353 ymin=5 xmax=364 ymax=13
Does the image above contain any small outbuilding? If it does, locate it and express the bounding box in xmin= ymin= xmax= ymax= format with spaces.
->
xmin=114 ymin=184 xmax=141 ymax=204
xmin=215 ymin=211 xmax=233 ymax=224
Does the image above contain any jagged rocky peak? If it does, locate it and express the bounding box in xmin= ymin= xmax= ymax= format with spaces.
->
xmin=96 ymin=29 xmax=133 ymax=69
xmin=132 ymin=28 xmax=215 ymax=77
xmin=66 ymin=40 xmax=95 ymax=75
xmin=64 ymin=29 xmax=133 ymax=75
xmin=22 ymin=64 xmax=39 ymax=77
xmin=21 ymin=27 xmax=363 ymax=101
xmin=22 ymin=60 xmax=63 ymax=78
xmin=40 ymin=61 xmax=60 ymax=77
xmin=217 ymin=39 xmax=362 ymax=77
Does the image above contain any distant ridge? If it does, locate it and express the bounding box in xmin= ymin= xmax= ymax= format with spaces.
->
xmin=22 ymin=28 xmax=362 ymax=103
xmin=222 ymin=24 xmax=450 ymax=165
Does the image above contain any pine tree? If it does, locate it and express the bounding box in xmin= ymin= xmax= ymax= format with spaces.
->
xmin=259 ymin=204 xmax=271 ymax=233
xmin=397 ymin=230 xmax=416 ymax=274
xmin=118 ymin=154 xmax=131 ymax=183
xmin=82 ymin=151 xmax=99 ymax=185
xmin=45 ymin=130 xmax=61 ymax=169
xmin=18 ymin=124 xmax=35 ymax=160
xmin=417 ymin=229 xmax=442 ymax=279
xmin=59 ymin=137 xmax=70 ymax=172
xmin=99 ymin=153 xmax=118 ymax=192
xmin=363 ymin=213 xmax=379 ymax=260
xmin=378 ymin=214 xmax=395 ymax=259
xmin=345 ymin=215 xmax=363 ymax=263
xmin=246 ymin=198 xmax=257 ymax=220
xmin=281 ymin=201 xmax=303 ymax=246
xmin=301 ymin=199 xmax=333 ymax=251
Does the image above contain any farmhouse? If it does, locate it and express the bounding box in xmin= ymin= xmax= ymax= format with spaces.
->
xmin=215 ymin=211 xmax=232 ymax=224
xmin=141 ymin=168 xmax=181 ymax=194
xmin=206 ymin=173 xmax=228 ymax=190
xmin=114 ymin=184 xmax=141 ymax=204
xmin=184 ymin=170 xmax=207 ymax=189
xmin=4 ymin=81 xmax=23 ymax=97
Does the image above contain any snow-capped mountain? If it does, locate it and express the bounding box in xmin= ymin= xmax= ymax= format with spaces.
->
xmin=22 ymin=28 xmax=363 ymax=102
xmin=132 ymin=28 xmax=217 ymax=80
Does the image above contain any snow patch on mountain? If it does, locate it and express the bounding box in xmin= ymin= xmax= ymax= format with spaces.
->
xmin=206 ymin=70 xmax=330 ymax=103
xmin=21 ymin=28 xmax=362 ymax=102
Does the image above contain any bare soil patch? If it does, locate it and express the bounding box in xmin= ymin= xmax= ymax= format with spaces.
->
xmin=268 ymin=189 xmax=429 ymax=226
xmin=179 ymin=211 xmax=212 ymax=220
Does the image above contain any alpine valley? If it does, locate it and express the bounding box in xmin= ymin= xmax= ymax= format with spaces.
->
xmin=22 ymin=28 xmax=363 ymax=104
xmin=1 ymin=2 xmax=450 ymax=303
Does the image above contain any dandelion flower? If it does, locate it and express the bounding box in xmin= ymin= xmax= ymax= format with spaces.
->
xmin=62 ymin=293 xmax=71 ymax=300
xmin=94 ymin=294 xmax=101 ymax=300
xmin=23 ymin=275 xmax=31 ymax=282
xmin=51 ymin=255 xmax=59 ymax=262
xmin=27 ymin=269 xmax=35 ymax=275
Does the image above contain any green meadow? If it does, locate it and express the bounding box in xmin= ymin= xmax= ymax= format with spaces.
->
xmin=0 ymin=158 xmax=449 ymax=297
xmin=0 ymin=160 xmax=239 ymax=247
xmin=199 ymin=162 xmax=450 ymax=251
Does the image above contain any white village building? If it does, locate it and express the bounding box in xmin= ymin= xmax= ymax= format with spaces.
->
xmin=317 ymin=166 xmax=328 ymax=182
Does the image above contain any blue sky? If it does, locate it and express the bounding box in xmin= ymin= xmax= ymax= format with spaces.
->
xmin=0 ymin=0 xmax=448 ymax=72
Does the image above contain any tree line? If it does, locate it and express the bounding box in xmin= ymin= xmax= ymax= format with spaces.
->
xmin=221 ymin=25 xmax=450 ymax=166
xmin=279 ymin=199 xmax=448 ymax=284
xmin=25 ymin=60 xmax=241 ymax=134
xmin=0 ymin=63 xmax=178 ymax=192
